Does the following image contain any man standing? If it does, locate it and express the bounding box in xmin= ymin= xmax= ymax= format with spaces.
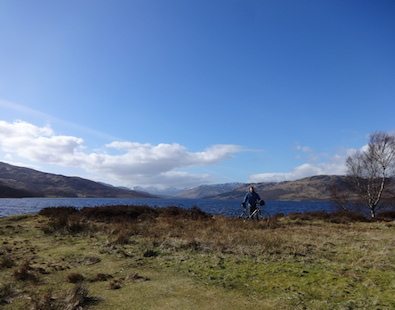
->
xmin=242 ymin=185 xmax=262 ymax=219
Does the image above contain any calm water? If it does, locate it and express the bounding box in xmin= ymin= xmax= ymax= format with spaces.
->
xmin=0 ymin=197 xmax=336 ymax=218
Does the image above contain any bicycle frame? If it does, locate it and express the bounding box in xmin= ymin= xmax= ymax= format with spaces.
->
xmin=239 ymin=205 xmax=262 ymax=220
xmin=239 ymin=204 xmax=271 ymax=221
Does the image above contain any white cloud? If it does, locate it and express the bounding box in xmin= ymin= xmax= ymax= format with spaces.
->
xmin=249 ymin=155 xmax=347 ymax=183
xmin=248 ymin=141 xmax=377 ymax=183
xmin=83 ymin=142 xmax=240 ymax=178
xmin=0 ymin=120 xmax=241 ymax=188
xmin=0 ymin=120 xmax=84 ymax=165
xmin=130 ymin=171 xmax=212 ymax=189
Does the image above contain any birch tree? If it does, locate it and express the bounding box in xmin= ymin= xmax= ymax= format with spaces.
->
xmin=346 ymin=132 xmax=395 ymax=218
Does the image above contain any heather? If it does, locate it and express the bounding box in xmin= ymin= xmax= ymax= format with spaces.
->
xmin=0 ymin=205 xmax=394 ymax=309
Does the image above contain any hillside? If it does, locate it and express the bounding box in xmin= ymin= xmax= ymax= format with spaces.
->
xmin=0 ymin=162 xmax=154 ymax=198
xmin=2 ymin=161 xmax=393 ymax=201
xmin=187 ymin=175 xmax=353 ymax=200
xmin=252 ymin=175 xmax=351 ymax=201
xmin=0 ymin=183 xmax=40 ymax=198
xmin=206 ymin=175 xmax=395 ymax=201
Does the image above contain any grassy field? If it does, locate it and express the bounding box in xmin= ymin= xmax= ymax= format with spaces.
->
xmin=0 ymin=206 xmax=394 ymax=309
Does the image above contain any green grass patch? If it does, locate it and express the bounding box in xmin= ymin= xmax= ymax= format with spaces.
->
xmin=0 ymin=207 xmax=394 ymax=309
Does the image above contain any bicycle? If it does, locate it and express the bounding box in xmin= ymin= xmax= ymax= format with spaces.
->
xmin=239 ymin=200 xmax=270 ymax=221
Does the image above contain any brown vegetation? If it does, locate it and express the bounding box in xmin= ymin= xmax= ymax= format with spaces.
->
xmin=67 ymin=272 xmax=85 ymax=283
xmin=13 ymin=260 xmax=39 ymax=282
xmin=0 ymin=254 xmax=15 ymax=269
xmin=1 ymin=205 xmax=394 ymax=309
xmin=37 ymin=205 xmax=393 ymax=256
xmin=29 ymin=284 xmax=97 ymax=310
xmin=0 ymin=283 xmax=16 ymax=305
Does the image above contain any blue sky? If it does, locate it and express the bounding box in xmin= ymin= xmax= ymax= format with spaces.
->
xmin=0 ymin=0 xmax=394 ymax=189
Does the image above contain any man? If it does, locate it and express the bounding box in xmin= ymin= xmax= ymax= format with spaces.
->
xmin=242 ymin=185 xmax=263 ymax=219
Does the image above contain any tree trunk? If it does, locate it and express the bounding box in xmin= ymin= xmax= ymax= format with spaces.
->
xmin=370 ymin=208 xmax=376 ymax=219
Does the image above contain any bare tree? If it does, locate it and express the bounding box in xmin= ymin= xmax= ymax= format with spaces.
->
xmin=346 ymin=132 xmax=395 ymax=218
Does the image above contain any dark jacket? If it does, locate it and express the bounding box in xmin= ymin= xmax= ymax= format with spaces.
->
xmin=243 ymin=191 xmax=261 ymax=207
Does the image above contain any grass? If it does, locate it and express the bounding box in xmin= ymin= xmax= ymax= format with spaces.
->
xmin=0 ymin=206 xmax=394 ymax=309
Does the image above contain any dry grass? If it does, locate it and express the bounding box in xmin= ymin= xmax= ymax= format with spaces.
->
xmin=0 ymin=206 xmax=394 ymax=309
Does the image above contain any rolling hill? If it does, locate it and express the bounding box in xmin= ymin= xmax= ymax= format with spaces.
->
xmin=177 ymin=175 xmax=356 ymax=201
xmin=189 ymin=175 xmax=395 ymax=201
xmin=2 ymin=161 xmax=394 ymax=201
xmin=0 ymin=162 xmax=154 ymax=198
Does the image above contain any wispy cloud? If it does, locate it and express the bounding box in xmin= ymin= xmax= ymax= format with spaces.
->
xmin=295 ymin=144 xmax=313 ymax=153
xmin=0 ymin=120 xmax=241 ymax=188
xmin=0 ymin=99 xmax=118 ymax=141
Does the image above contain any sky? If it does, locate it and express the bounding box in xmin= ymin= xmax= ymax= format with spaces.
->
xmin=0 ymin=0 xmax=394 ymax=190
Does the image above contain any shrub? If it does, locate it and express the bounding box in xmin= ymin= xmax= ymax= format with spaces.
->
xmin=90 ymin=273 xmax=113 ymax=282
xmin=63 ymin=284 xmax=91 ymax=309
xmin=30 ymin=290 xmax=58 ymax=310
xmin=143 ymin=249 xmax=159 ymax=257
xmin=13 ymin=260 xmax=39 ymax=282
xmin=41 ymin=214 xmax=85 ymax=235
xmin=67 ymin=273 xmax=85 ymax=283
xmin=126 ymin=273 xmax=150 ymax=282
xmin=112 ymin=229 xmax=131 ymax=245
xmin=109 ymin=279 xmax=122 ymax=290
xmin=30 ymin=284 xmax=98 ymax=310
xmin=39 ymin=205 xmax=210 ymax=227
xmin=39 ymin=207 xmax=78 ymax=217
xmin=377 ymin=210 xmax=395 ymax=221
xmin=81 ymin=256 xmax=101 ymax=265
xmin=288 ymin=211 xmax=330 ymax=221
xmin=329 ymin=211 xmax=368 ymax=223
xmin=159 ymin=206 xmax=210 ymax=220
xmin=80 ymin=205 xmax=157 ymax=222
xmin=66 ymin=216 xmax=86 ymax=234
xmin=287 ymin=210 xmax=368 ymax=223
xmin=181 ymin=239 xmax=202 ymax=251
xmin=0 ymin=283 xmax=16 ymax=305
xmin=0 ymin=254 xmax=14 ymax=269
xmin=188 ymin=206 xmax=211 ymax=220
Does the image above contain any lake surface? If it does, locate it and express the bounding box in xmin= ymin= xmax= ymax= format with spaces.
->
xmin=0 ymin=197 xmax=336 ymax=218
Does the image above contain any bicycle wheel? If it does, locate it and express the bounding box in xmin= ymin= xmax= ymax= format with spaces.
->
xmin=260 ymin=210 xmax=271 ymax=222
xmin=238 ymin=209 xmax=248 ymax=219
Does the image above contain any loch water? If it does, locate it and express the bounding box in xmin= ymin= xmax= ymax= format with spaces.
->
xmin=0 ymin=197 xmax=336 ymax=218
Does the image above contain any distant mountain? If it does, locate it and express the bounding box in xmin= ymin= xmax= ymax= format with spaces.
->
xmin=3 ymin=160 xmax=392 ymax=201
xmin=132 ymin=186 xmax=183 ymax=197
xmin=0 ymin=162 xmax=155 ymax=198
xmin=251 ymin=175 xmax=394 ymax=201
xmin=186 ymin=176 xmax=356 ymax=201
xmin=174 ymin=183 xmax=244 ymax=199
